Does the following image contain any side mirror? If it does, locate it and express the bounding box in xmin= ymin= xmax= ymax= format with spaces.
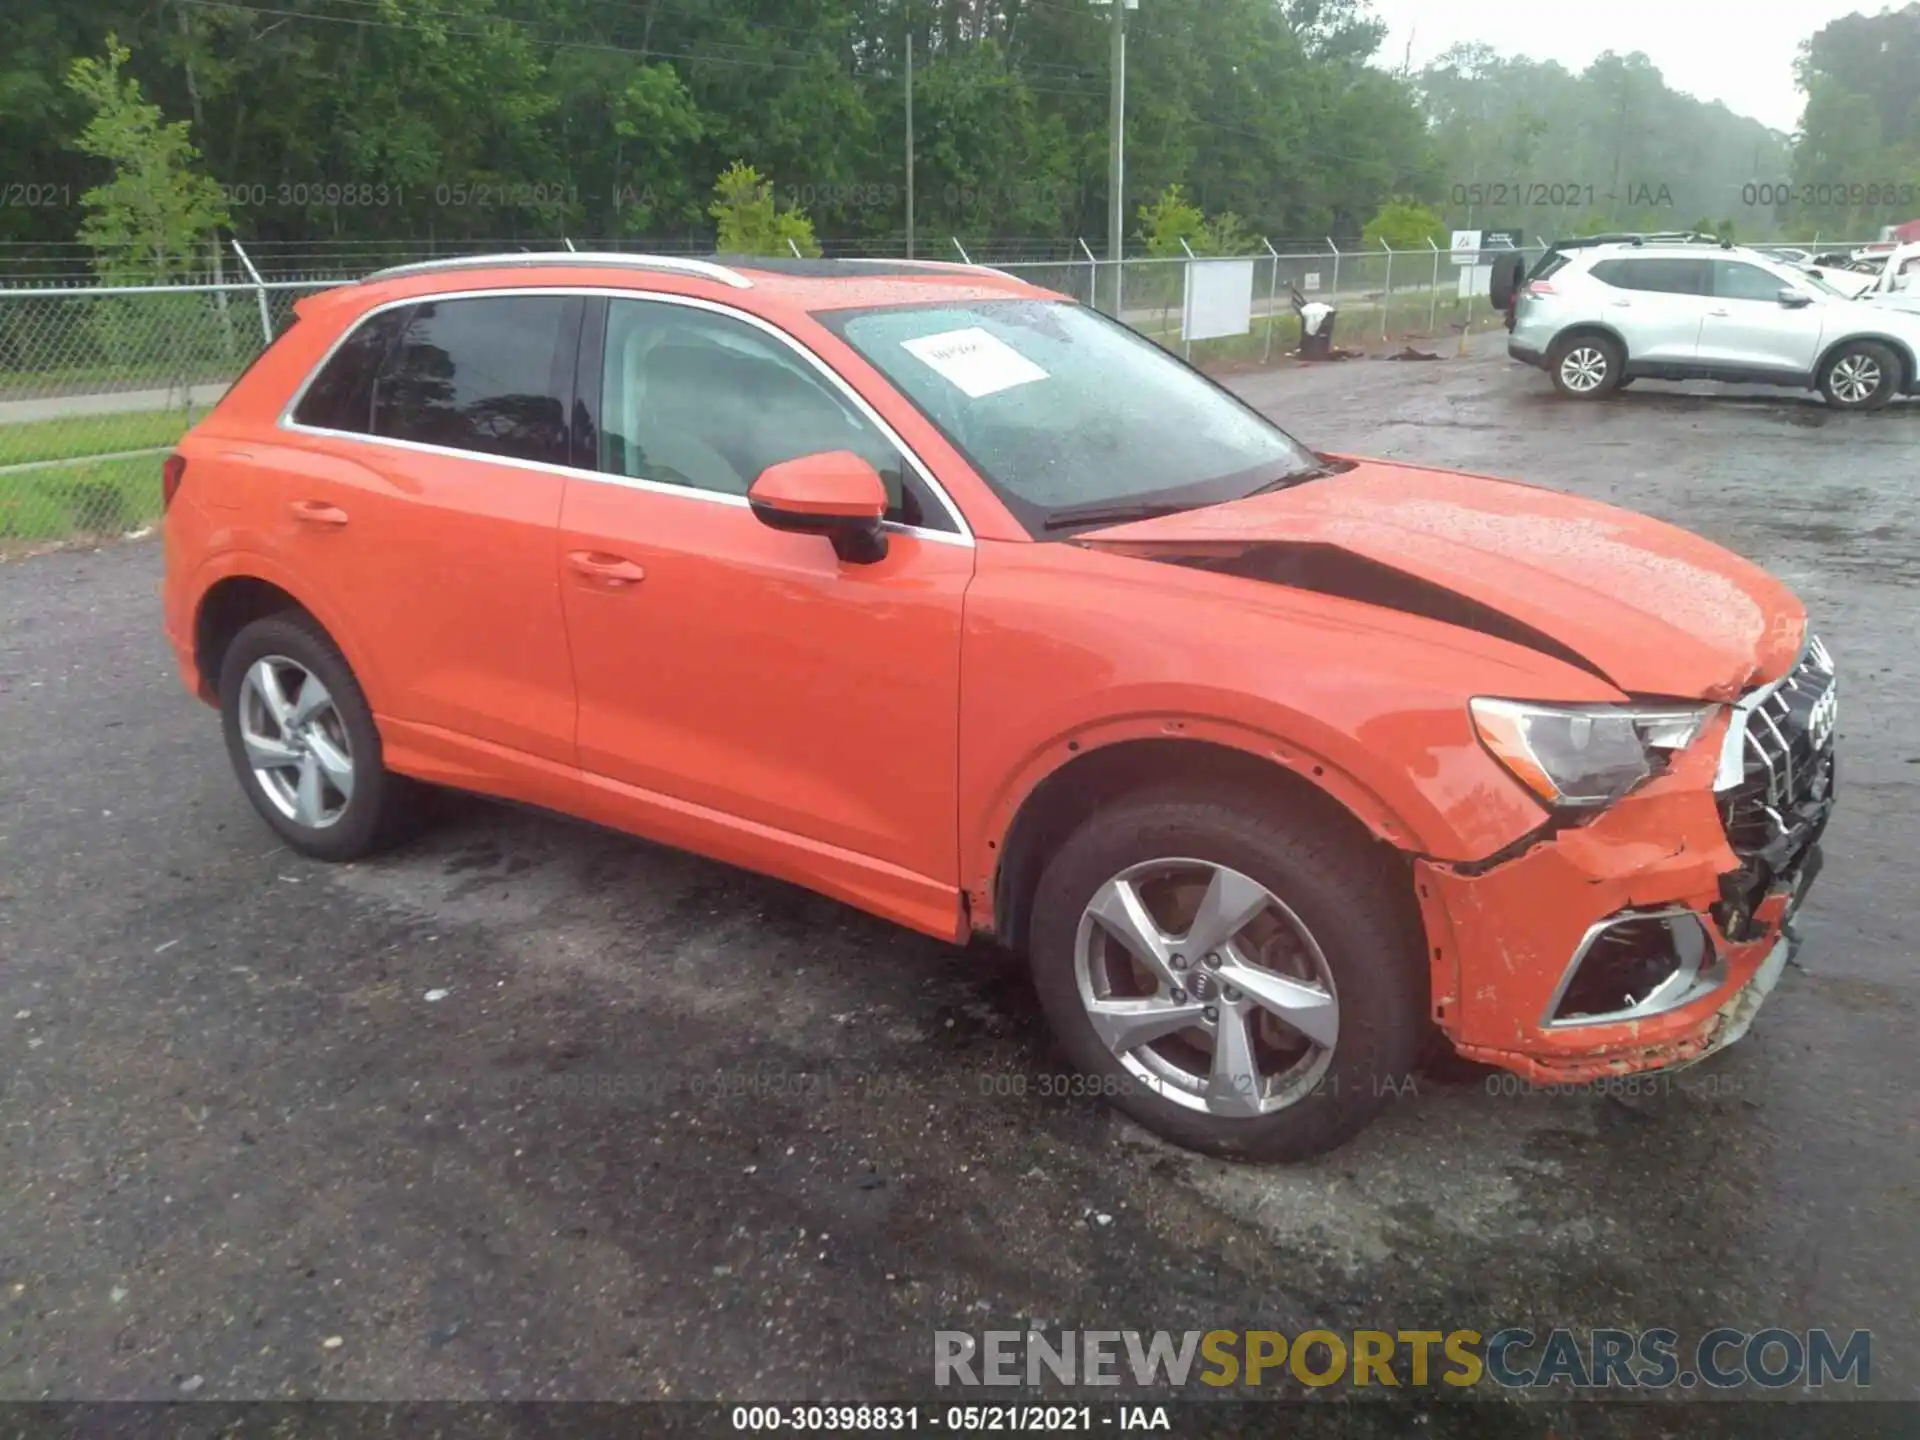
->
xmin=1778 ymin=288 xmax=1814 ymax=308
xmin=748 ymin=450 xmax=890 ymax=565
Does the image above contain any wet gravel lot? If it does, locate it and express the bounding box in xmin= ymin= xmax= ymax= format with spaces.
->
xmin=1 ymin=350 xmax=1916 ymax=1428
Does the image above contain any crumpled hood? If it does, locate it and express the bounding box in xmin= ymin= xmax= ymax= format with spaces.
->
xmin=1076 ymin=459 xmax=1805 ymax=700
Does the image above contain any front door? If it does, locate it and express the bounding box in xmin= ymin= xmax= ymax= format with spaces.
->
xmin=556 ymin=295 xmax=974 ymax=912
xmin=1696 ymin=259 xmax=1826 ymax=375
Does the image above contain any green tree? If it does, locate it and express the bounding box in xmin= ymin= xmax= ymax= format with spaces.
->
xmin=3 ymin=0 xmax=1455 ymax=256
xmin=1418 ymin=43 xmax=1791 ymax=241
xmin=1203 ymin=211 xmax=1258 ymax=255
xmin=1363 ymin=197 xmax=1445 ymax=250
xmin=709 ymin=161 xmax=821 ymax=257
xmin=1791 ymin=6 xmax=1920 ymax=237
xmin=65 ymin=33 xmax=228 ymax=281
xmin=1137 ymin=184 xmax=1209 ymax=256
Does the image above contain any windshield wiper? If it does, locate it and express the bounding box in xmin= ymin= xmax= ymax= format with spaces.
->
xmin=1042 ymin=500 xmax=1196 ymax=531
xmin=1242 ymin=460 xmax=1346 ymax=497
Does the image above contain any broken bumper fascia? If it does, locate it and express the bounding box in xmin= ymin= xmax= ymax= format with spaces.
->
xmin=1412 ymin=741 xmax=1818 ymax=1084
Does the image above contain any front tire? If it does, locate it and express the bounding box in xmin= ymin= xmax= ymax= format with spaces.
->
xmin=1027 ymin=787 xmax=1427 ymax=1162
xmin=218 ymin=612 xmax=420 ymax=861
xmin=1549 ymin=332 xmax=1624 ymax=399
xmin=1819 ymin=340 xmax=1900 ymax=410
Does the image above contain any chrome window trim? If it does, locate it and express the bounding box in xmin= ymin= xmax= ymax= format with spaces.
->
xmin=275 ymin=284 xmax=975 ymax=546
xmin=1538 ymin=906 xmax=1723 ymax=1030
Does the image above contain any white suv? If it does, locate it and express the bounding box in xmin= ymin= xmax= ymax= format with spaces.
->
xmin=1506 ymin=240 xmax=1920 ymax=409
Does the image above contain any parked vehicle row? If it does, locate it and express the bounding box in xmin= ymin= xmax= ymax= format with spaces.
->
xmin=1495 ymin=236 xmax=1920 ymax=406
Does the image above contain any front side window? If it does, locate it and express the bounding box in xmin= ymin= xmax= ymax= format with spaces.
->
xmin=1714 ymin=260 xmax=1791 ymax=302
xmin=370 ymin=296 xmax=573 ymax=466
xmin=818 ymin=299 xmax=1323 ymax=535
xmin=597 ymin=298 xmax=951 ymax=531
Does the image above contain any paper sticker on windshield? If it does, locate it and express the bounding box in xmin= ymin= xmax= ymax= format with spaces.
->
xmin=901 ymin=327 xmax=1048 ymax=398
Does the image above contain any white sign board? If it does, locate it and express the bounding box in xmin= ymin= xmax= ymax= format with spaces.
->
xmin=1301 ymin=271 xmax=1322 ymax=292
xmin=901 ymin=327 xmax=1049 ymax=399
xmin=1182 ymin=257 xmax=1257 ymax=343
xmin=1450 ymin=229 xmax=1483 ymax=266
xmin=1458 ymin=264 xmax=1492 ymax=299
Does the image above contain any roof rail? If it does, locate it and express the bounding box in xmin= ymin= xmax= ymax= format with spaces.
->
xmin=1546 ymin=230 xmax=1728 ymax=253
xmin=360 ymin=252 xmax=753 ymax=289
xmin=834 ymin=256 xmax=1024 ymax=282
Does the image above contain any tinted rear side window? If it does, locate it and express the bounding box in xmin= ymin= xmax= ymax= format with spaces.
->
xmin=1588 ymin=258 xmax=1710 ymax=295
xmin=291 ymin=309 xmax=405 ymax=432
xmin=371 ymin=296 xmax=574 ymax=465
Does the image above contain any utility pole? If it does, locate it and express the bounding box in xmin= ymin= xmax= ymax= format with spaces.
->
xmin=905 ymin=29 xmax=915 ymax=257
xmin=1106 ymin=0 xmax=1131 ymax=313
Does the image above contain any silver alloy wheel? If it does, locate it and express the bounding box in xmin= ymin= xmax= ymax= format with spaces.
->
xmin=1559 ymin=345 xmax=1610 ymax=393
xmin=1072 ymin=858 xmax=1339 ymax=1118
xmin=238 ymin=655 xmax=355 ymax=829
xmin=1829 ymin=353 xmax=1883 ymax=405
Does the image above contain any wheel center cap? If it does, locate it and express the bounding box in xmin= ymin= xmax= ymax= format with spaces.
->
xmin=1188 ymin=971 xmax=1217 ymax=1002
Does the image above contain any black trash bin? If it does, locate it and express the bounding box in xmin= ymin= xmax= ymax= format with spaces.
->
xmin=1298 ymin=300 xmax=1337 ymax=359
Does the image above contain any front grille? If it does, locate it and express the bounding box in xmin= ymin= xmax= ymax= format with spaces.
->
xmin=1719 ymin=637 xmax=1837 ymax=855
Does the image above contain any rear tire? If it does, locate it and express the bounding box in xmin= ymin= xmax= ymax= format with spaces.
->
xmin=218 ymin=612 xmax=422 ymax=861
xmin=1027 ymin=786 xmax=1427 ymax=1162
xmin=1549 ymin=332 xmax=1624 ymax=399
xmin=1819 ymin=340 xmax=1900 ymax=410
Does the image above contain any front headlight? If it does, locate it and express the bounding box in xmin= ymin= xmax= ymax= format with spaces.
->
xmin=1469 ymin=698 xmax=1716 ymax=810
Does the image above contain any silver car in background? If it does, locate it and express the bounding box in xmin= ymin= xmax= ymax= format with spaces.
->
xmin=1507 ymin=240 xmax=1920 ymax=409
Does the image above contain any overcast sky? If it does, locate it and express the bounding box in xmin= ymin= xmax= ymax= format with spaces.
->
xmin=1366 ymin=0 xmax=1878 ymax=134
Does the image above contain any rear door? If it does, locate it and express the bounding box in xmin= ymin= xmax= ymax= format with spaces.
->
xmin=1697 ymin=259 xmax=1825 ymax=375
xmin=281 ymin=292 xmax=581 ymax=764
xmin=1587 ymin=257 xmax=1714 ymax=361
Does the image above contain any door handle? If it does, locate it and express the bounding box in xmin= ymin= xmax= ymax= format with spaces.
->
xmin=567 ymin=550 xmax=647 ymax=588
xmin=289 ymin=499 xmax=349 ymax=528
xmin=1708 ymin=308 xmax=1730 ymax=317
xmin=1608 ymin=299 xmax=1632 ymax=308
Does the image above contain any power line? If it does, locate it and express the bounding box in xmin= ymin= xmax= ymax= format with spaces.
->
xmin=177 ymin=0 xmax=825 ymax=73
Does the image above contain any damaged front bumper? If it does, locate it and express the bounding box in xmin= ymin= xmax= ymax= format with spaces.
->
xmin=1413 ymin=711 xmax=1831 ymax=1084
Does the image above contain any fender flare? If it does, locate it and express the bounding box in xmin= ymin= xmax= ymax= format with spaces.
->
xmin=964 ymin=713 xmax=1432 ymax=932
xmin=1547 ymin=321 xmax=1630 ymax=362
xmin=188 ymin=550 xmax=392 ymax=712
xmin=1815 ymin=332 xmax=1917 ymax=389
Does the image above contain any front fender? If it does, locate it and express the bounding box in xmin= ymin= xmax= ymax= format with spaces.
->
xmin=962 ymin=708 xmax=1442 ymax=932
xmin=955 ymin=540 xmax=1619 ymax=923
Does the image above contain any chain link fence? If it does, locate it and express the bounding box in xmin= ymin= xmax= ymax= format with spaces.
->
xmin=0 ymin=244 xmax=1518 ymax=549
xmin=6 ymin=234 xmax=1893 ymax=550
xmin=0 ymin=281 xmax=326 ymax=547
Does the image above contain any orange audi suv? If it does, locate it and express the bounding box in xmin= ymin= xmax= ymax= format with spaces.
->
xmin=161 ymin=253 xmax=1836 ymax=1159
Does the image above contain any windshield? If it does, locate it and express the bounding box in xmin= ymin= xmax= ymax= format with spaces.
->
xmin=819 ymin=299 xmax=1323 ymax=535
xmin=1795 ymin=267 xmax=1851 ymax=298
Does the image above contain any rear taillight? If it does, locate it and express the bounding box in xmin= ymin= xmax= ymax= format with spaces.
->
xmin=1525 ymin=280 xmax=1557 ymax=296
xmin=161 ymin=453 xmax=186 ymax=511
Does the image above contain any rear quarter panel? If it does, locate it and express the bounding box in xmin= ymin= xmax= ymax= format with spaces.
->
xmin=164 ymin=293 xmax=396 ymax=708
